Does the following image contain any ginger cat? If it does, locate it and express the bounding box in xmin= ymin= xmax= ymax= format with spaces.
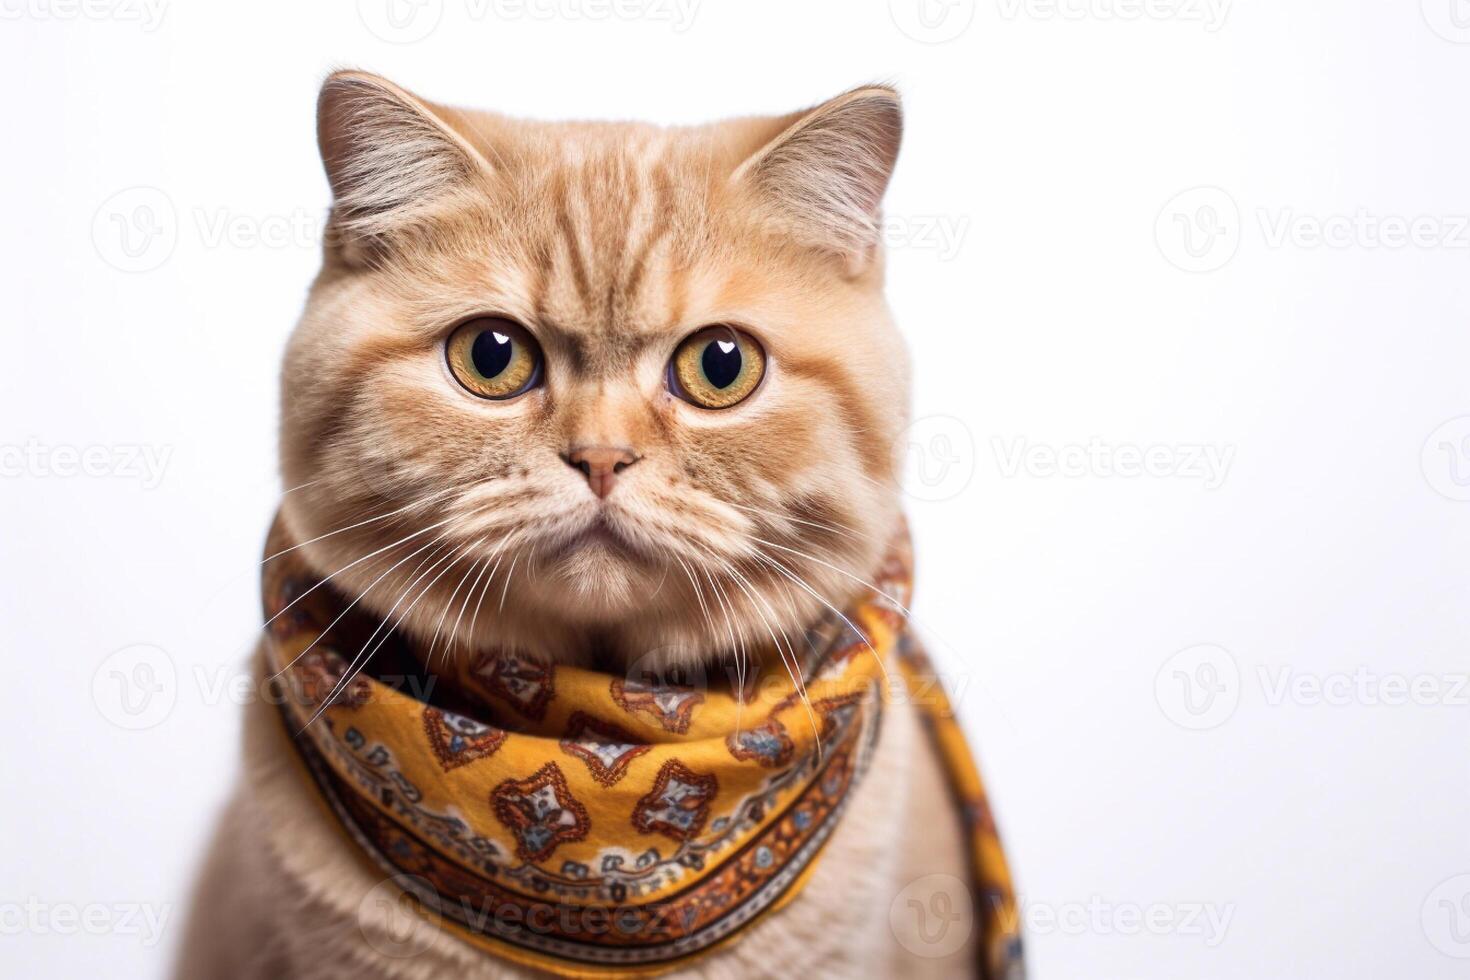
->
xmin=176 ymin=72 xmax=987 ymax=980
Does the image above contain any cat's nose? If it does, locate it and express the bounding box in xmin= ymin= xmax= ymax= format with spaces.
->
xmin=563 ymin=446 xmax=640 ymax=499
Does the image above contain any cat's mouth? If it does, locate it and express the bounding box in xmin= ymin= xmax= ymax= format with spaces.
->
xmin=550 ymin=514 xmax=646 ymax=562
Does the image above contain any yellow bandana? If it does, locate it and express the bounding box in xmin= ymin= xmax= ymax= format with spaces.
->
xmin=261 ymin=516 xmax=1023 ymax=977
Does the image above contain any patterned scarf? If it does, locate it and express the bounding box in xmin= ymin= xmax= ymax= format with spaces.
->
xmin=261 ymin=515 xmax=1023 ymax=978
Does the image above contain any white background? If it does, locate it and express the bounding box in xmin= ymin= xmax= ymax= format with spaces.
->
xmin=4 ymin=1 xmax=1470 ymax=977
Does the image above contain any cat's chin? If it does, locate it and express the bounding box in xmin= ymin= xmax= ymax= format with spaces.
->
xmin=533 ymin=540 xmax=663 ymax=622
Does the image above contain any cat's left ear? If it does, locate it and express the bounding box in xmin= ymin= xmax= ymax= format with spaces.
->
xmin=731 ymin=86 xmax=903 ymax=274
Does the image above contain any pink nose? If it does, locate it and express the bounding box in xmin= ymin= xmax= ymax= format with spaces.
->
xmin=564 ymin=446 xmax=640 ymax=499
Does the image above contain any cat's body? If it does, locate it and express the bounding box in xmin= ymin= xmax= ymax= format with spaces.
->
xmin=179 ymin=74 xmax=983 ymax=978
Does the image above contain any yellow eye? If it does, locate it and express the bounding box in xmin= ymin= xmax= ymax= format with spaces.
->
xmin=446 ymin=317 xmax=542 ymax=400
xmin=669 ymin=327 xmax=765 ymax=409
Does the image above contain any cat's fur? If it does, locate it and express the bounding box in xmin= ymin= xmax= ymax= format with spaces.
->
xmin=177 ymin=72 xmax=975 ymax=978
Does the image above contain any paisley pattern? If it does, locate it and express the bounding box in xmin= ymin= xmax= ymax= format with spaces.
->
xmin=260 ymin=514 xmax=1023 ymax=978
xmin=725 ymin=719 xmax=795 ymax=768
xmin=468 ymin=648 xmax=555 ymax=720
xmin=610 ymin=677 xmax=704 ymax=734
xmin=560 ymin=711 xmax=650 ymax=787
xmin=631 ymin=760 xmax=719 ymax=841
xmin=491 ymin=762 xmax=591 ymax=861
xmin=424 ymin=706 xmax=507 ymax=771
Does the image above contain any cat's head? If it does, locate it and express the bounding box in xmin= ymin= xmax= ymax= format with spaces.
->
xmin=279 ymin=71 xmax=909 ymax=667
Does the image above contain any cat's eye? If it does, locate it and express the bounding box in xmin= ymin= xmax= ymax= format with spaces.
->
xmin=446 ymin=317 xmax=542 ymax=400
xmin=668 ymin=326 xmax=765 ymax=409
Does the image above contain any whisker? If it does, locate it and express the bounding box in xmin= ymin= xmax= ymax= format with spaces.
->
xmin=299 ymin=541 xmax=457 ymax=731
xmin=449 ymin=528 xmax=526 ymax=667
xmin=498 ymin=554 xmax=519 ymax=614
xmin=261 ymin=517 xmax=455 ymax=633
xmin=674 ymin=556 xmax=713 ymax=648
xmin=357 ymin=541 xmax=472 ymax=678
xmin=465 ymin=554 xmax=502 ymax=654
xmin=749 ymin=534 xmax=978 ymax=681
xmin=261 ymin=485 xmax=458 ymax=565
xmin=724 ymin=499 xmax=874 ymax=544
xmin=748 ymin=548 xmax=894 ymax=690
xmin=700 ymin=564 xmax=742 ymax=677
xmin=279 ymin=478 xmax=321 ymax=496
xmin=718 ymin=559 xmax=821 ymax=755
xmin=268 ymin=534 xmax=445 ymax=681
xmin=424 ymin=543 xmax=485 ymax=667
xmin=699 ymin=564 xmax=746 ymax=735
xmin=751 ymin=536 xmax=913 ymax=619
xmin=438 ymin=555 xmax=486 ymax=668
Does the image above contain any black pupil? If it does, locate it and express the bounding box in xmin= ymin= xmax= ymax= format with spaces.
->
xmin=470 ymin=330 xmax=514 ymax=379
xmin=701 ymin=337 xmax=742 ymax=389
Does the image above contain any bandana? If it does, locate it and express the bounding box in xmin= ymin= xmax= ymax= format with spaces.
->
xmin=260 ymin=515 xmax=1023 ymax=978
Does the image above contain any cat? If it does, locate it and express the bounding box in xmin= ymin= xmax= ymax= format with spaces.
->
xmin=175 ymin=71 xmax=981 ymax=979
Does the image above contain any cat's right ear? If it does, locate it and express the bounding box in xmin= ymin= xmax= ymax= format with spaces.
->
xmin=316 ymin=70 xmax=494 ymax=262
